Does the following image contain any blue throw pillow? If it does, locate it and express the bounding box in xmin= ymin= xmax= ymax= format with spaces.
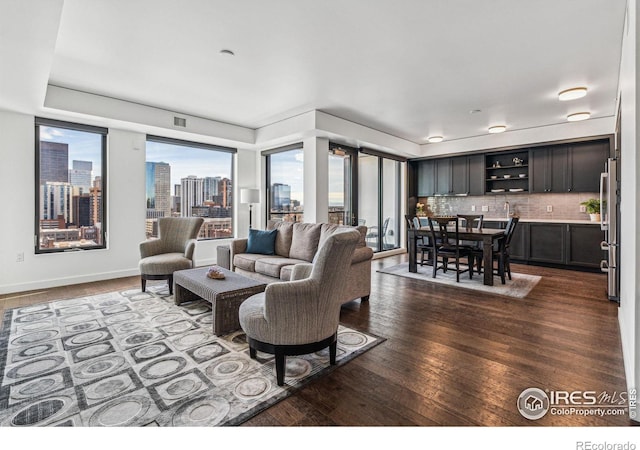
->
xmin=246 ymin=229 xmax=277 ymax=255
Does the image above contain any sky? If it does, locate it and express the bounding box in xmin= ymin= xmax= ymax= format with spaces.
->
xmin=146 ymin=141 xmax=232 ymax=187
xmin=41 ymin=126 xmax=102 ymax=178
xmin=40 ymin=128 xmax=345 ymax=207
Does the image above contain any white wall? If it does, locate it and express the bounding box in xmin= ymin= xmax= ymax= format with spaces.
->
xmin=0 ymin=110 xmax=258 ymax=294
xmin=617 ymin=0 xmax=639 ymax=415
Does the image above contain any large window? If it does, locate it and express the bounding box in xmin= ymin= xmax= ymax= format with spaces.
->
xmin=359 ymin=150 xmax=403 ymax=252
xmin=264 ymin=145 xmax=304 ymax=222
xmin=35 ymin=118 xmax=107 ymax=253
xmin=145 ymin=136 xmax=235 ymax=239
xmin=328 ymin=143 xmax=357 ymax=226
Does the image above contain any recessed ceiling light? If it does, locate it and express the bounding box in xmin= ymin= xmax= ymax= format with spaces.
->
xmin=558 ymin=87 xmax=587 ymax=101
xmin=427 ymin=136 xmax=444 ymax=143
xmin=488 ymin=125 xmax=507 ymax=134
xmin=469 ymin=109 xmax=482 ymax=114
xmin=219 ymin=49 xmax=235 ymax=56
xmin=567 ymin=112 xmax=591 ymax=122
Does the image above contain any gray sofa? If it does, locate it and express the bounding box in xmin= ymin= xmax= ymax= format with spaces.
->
xmin=230 ymin=221 xmax=373 ymax=303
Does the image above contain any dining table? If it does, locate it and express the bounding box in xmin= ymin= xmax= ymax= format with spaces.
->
xmin=407 ymin=223 xmax=507 ymax=286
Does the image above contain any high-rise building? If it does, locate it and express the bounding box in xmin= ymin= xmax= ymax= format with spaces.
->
xmin=72 ymin=194 xmax=92 ymax=227
xmin=203 ymin=176 xmax=221 ymax=202
xmin=69 ymin=160 xmax=92 ymax=194
xmin=145 ymin=162 xmax=171 ymax=218
xmin=40 ymin=142 xmax=69 ymax=184
xmin=90 ymin=185 xmax=102 ymax=226
xmin=173 ymin=184 xmax=181 ymax=214
xmin=272 ymin=183 xmax=291 ymax=211
xmin=181 ymin=175 xmax=204 ymax=217
xmin=219 ymin=178 xmax=232 ymax=208
xmin=41 ymin=182 xmax=73 ymax=225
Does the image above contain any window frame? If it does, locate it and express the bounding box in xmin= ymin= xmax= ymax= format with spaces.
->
xmin=263 ymin=143 xmax=304 ymax=223
xmin=34 ymin=117 xmax=108 ymax=254
xmin=145 ymin=135 xmax=237 ymax=240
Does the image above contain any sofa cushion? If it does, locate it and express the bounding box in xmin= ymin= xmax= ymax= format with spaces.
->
xmin=289 ymin=223 xmax=322 ymax=262
xmin=319 ymin=223 xmax=367 ymax=250
xmin=246 ymin=229 xmax=277 ymax=255
xmin=233 ymin=253 xmax=280 ymax=272
xmin=267 ymin=220 xmax=294 ymax=257
xmin=255 ymin=257 xmax=308 ymax=279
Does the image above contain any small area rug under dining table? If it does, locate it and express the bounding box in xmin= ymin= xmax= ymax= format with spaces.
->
xmin=377 ymin=263 xmax=541 ymax=298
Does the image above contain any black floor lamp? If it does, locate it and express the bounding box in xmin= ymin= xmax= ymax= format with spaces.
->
xmin=240 ymin=188 xmax=260 ymax=229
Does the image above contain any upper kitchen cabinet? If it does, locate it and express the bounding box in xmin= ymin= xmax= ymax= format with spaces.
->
xmin=435 ymin=156 xmax=470 ymax=195
xmin=567 ymin=141 xmax=610 ymax=192
xmin=417 ymin=159 xmax=436 ymax=196
xmin=531 ymin=139 xmax=609 ymax=193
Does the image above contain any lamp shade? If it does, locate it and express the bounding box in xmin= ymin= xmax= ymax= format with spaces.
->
xmin=240 ymin=188 xmax=260 ymax=204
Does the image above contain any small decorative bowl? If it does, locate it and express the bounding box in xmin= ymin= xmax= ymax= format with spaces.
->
xmin=503 ymin=175 xmax=511 ymax=179
xmin=519 ymin=173 xmax=526 ymax=178
xmin=490 ymin=175 xmax=498 ymax=179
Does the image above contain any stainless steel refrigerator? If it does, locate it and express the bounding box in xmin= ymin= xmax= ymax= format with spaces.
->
xmin=600 ymin=158 xmax=620 ymax=302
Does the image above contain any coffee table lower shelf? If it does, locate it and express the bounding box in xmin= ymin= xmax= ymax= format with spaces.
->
xmin=173 ymin=267 xmax=267 ymax=336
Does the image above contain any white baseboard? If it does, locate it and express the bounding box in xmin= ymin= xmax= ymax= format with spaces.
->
xmin=0 ymin=268 xmax=140 ymax=295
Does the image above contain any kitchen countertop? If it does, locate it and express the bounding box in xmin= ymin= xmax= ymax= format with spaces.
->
xmin=482 ymin=217 xmax=599 ymax=224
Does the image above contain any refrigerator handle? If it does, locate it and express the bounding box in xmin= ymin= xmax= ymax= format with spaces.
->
xmin=600 ymin=260 xmax=609 ymax=273
xmin=600 ymin=171 xmax=608 ymax=231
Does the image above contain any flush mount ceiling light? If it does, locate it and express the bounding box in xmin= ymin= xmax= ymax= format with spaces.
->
xmin=427 ymin=136 xmax=444 ymax=143
xmin=219 ymin=49 xmax=235 ymax=56
xmin=558 ymin=87 xmax=588 ymax=101
xmin=488 ymin=125 xmax=507 ymax=134
xmin=469 ymin=109 xmax=482 ymax=114
xmin=567 ymin=112 xmax=591 ymax=122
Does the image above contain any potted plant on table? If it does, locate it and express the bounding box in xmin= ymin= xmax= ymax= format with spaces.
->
xmin=580 ymin=198 xmax=601 ymax=222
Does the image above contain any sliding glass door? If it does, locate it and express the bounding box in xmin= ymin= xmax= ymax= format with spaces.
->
xmin=328 ymin=144 xmax=357 ymax=225
xmin=359 ymin=152 xmax=401 ymax=252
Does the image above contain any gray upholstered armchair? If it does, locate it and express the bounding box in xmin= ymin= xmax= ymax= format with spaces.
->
xmin=139 ymin=217 xmax=204 ymax=294
xmin=238 ymin=229 xmax=360 ymax=386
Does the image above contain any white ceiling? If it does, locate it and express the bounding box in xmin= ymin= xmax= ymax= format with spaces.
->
xmin=2 ymin=0 xmax=628 ymax=145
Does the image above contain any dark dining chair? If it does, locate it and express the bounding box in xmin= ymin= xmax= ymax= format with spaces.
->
xmin=476 ymin=217 xmax=519 ymax=284
xmin=426 ymin=216 xmax=473 ymax=282
xmin=411 ymin=216 xmax=430 ymax=266
xmin=458 ymin=214 xmax=484 ymax=272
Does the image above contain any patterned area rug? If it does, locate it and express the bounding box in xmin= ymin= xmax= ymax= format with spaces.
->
xmin=378 ymin=263 xmax=541 ymax=298
xmin=0 ymin=286 xmax=382 ymax=427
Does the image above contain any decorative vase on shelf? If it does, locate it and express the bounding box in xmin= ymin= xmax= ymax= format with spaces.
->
xmin=590 ymin=213 xmax=601 ymax=222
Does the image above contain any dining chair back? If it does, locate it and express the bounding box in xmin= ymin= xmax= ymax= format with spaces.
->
xmin=427 ymin=216 xmax=473 ymax=282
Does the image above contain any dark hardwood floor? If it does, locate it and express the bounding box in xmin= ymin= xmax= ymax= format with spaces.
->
xmin=0 ymin=254 xmax=633 ymax=426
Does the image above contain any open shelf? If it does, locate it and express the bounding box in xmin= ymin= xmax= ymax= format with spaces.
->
xmin=485 ymin=150 xmax=529 ymax=194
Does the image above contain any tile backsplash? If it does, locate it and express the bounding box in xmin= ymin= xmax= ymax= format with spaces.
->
xmin=420 ymin=192 xmax=599 ymax=221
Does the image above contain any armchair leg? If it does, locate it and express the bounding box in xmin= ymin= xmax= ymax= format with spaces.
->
xmin=361 ymin=295 xmax=370 ymax=302
xmin=141 ymin=277 xmax=146 ymax=293
xmin=168 ymin=275 xmax=173 ymax=295
xmin=275 ymin=349 xmax=286 ymax=386
xmin=249 ymin=345 xmax=257 ymax=359
xmin=329 ymin=340 xmax=337 ymax=365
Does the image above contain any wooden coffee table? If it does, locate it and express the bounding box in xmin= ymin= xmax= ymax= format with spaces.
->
xmin=173 ymin=267 xmax=267 ymax=336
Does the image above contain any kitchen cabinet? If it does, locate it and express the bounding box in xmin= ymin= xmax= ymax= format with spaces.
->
xmin=567 ymin=224 xmax=606 ymax=268
xmin=531 ymin=140 xmax=609 ymax=193
xmin=431 ymin=156 xmax=470 ymax=195
xmin=468 ymin=154 xmax=485 ymax=196
xmin=508 ymin=222 xmax=527 ymax=260
xmin=485 ymin=150 xmax=529 ymax=194
xmin=528 ymin=223 xmax=566 ymax=264
xmin=523 ymin=222 xmax=604 ymax=268
xmin=480 ymin=220 xmax=603 ymax=269
xmin=417 ymin=160 xmax=435 ymax=196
